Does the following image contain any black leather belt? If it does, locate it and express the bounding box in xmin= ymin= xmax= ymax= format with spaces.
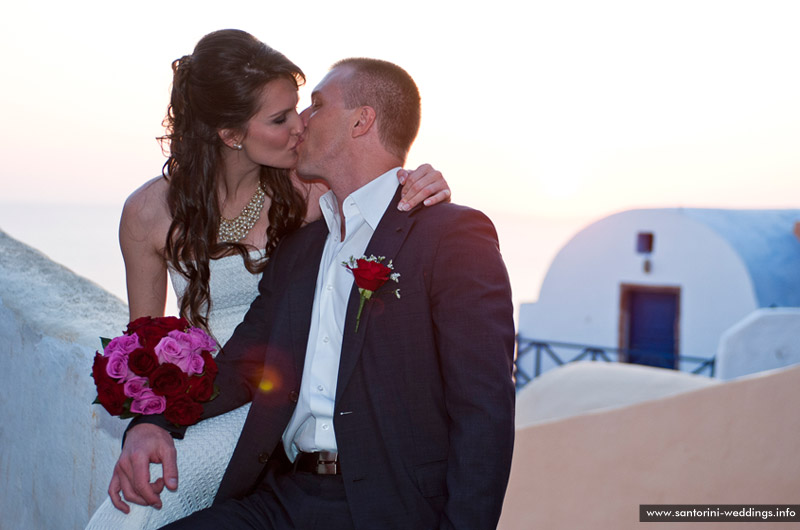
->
xmin=294 ymin=451 xmax=341 ymax=475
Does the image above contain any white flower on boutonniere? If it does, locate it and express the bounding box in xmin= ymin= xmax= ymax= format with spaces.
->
xmin=343 ymin=255 xmax=400 ymax=332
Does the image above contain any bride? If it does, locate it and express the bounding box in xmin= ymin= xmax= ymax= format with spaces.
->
xmin=86 ymin=29 xmax=449 ymax=529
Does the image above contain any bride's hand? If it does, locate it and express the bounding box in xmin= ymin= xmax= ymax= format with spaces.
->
xmin=396 ymin=163 xmax=451 ymax=211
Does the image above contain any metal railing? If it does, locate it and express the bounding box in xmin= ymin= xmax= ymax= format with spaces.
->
xmin=514 ymin=336 xmax=716 ymax=390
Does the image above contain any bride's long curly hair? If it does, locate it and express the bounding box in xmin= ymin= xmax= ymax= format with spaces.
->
xmin=160 ymin=29 xmax=307 ymax=329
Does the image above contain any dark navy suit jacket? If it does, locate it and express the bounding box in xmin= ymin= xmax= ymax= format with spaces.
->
xmin=155 ymin=190 xmax=516 ymax=529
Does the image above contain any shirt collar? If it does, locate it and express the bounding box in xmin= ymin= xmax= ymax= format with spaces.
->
xmin=318 ymin=167 xmax=401 ymax=234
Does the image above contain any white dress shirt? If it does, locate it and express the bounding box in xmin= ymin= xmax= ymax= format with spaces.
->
xmin=282 ymin=168 xmax=401 ymax=461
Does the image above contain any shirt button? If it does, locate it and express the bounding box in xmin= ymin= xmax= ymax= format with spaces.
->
xmin=288 ymin=390 xmax=299 ymax=403
xmin=321 ymin=423 xmax=330 ymax=430
xmin=327 ymin=285 xmax=333 ymax=291
xmin=317 ymin=385 xmax=324 ymax=392
xmin=323 ymin=336 xmax=330 ymax=343
xmin=258 ymin=452 xmax=270 ymax=464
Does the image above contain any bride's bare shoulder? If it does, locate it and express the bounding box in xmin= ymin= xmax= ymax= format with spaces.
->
xmin=120 ymin=176 xmax=171 ymax=241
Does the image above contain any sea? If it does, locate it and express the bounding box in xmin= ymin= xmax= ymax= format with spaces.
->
xmin=0 ymin=201 xmax=595 ymax=323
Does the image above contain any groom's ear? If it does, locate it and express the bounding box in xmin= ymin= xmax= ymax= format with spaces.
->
xmin=351 ymin=106 xmax=376 ymax=138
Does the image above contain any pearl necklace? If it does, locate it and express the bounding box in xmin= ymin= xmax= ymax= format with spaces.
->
xmin=217 ymin=184 xmax=266 ymax=243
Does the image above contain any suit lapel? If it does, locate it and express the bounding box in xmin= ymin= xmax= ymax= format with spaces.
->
xmin=336 ymin=189 xmax=417 ymax=402
xmin=288 ymin=221 xmax=328 ymax=369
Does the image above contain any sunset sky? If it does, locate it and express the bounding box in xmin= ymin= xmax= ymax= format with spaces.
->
xmin=2 ymin=0 xmax=798 ymax=219
xmin=1 ymin=0 xmax=799 ymax=310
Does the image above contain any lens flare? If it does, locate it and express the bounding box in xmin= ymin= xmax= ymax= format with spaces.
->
xmin=257 ymin=366 xmax=283 ymax=393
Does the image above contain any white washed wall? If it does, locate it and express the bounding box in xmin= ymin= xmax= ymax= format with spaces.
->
xmin=716 ymin=308 xmax=800 ymax=380
xmin=515 ymin=361 xmax=719 ymax=428
xmin=518 ymin=210 xmax=758 ymax=376
xmin=0 ymin=230 xmax=129 ymax=530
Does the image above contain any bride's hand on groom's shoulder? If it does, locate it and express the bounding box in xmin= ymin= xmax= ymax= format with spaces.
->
xmin=397 ymin=163 xmax=451 ymax=212
xmin=108 ymin=423 xmax=178 ymax=513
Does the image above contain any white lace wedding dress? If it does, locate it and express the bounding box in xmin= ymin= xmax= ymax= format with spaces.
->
xmin=86 ymin=252 xmax=264 ymax=529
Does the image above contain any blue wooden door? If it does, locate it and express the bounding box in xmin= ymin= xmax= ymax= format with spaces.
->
xmin=627 ymin=290 xmax=678 ymax=369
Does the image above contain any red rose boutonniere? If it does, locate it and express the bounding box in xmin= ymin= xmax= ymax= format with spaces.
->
xmin=344 ymin=255 xmax=400 ymax=332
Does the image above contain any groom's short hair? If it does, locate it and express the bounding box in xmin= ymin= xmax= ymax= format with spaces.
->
xmin=333 ymin=57 xmax=421 ymax=160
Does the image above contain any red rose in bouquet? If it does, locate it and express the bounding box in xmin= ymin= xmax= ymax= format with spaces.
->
xmin=201 ymin=351 xmax=218 ymax=378
xmin=164 ymin=395 xmax=204 ymax=426
xmin=186 ymin=372 xmax=215 ymax=402
xmin=127 ymin=316 xmax=188 ymax=337
xmin=91 ymin=316 xmax=219 ymax=426
xmin=126 ymin=316 xmax=189 ymax=353
xmin=150 ymin=363 xmax=190 ymax=397
xmin=96 ymin=382 xmax=128 ymax=416
xmin=128 ymin=349 xmax=159 ymax=377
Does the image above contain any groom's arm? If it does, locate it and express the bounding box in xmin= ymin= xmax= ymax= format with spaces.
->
xmin=428 ymin=207 xmax=516 ymax=530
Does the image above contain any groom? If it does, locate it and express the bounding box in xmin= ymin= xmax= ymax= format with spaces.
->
xmin=115 ymin=58 xmax=515 ymax=529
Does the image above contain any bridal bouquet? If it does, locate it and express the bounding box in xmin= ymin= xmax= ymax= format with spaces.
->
xmin=91 ymin=316 xmax=219 ymax=426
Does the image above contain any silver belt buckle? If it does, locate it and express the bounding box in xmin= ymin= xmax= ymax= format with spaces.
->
xmin=315 ymin=451 xmax=339 ymax=475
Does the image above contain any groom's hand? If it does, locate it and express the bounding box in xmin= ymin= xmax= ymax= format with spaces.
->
xmin=108 ymin=423 xmax=178 ymax=512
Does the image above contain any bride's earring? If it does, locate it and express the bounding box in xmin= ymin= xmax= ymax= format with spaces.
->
xmin=232 ymin=142 xmax=243 ymax=151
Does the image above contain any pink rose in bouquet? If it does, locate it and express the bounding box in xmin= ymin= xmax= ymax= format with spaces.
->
xmin=91 ymin=316 xmax=219 ymax=426
xmin=105 ymin=351 xmax=132 ymax=380
xmin=185 ymin=327 xmax=218 ymax=353
xmin=105 ymin=334 xmax=141 ymax=357
xmin=154 ymin=335 xmax=192 ymax=370
xmin=123 ymin=376 xmax=150 ymax=400
xmin=159 ymin=329 xmax=209 ymax=375
xmin=186 ymin=352 xmax=206 ymax=377
xmin=129 ymin=388 xmax=167 ymax=415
